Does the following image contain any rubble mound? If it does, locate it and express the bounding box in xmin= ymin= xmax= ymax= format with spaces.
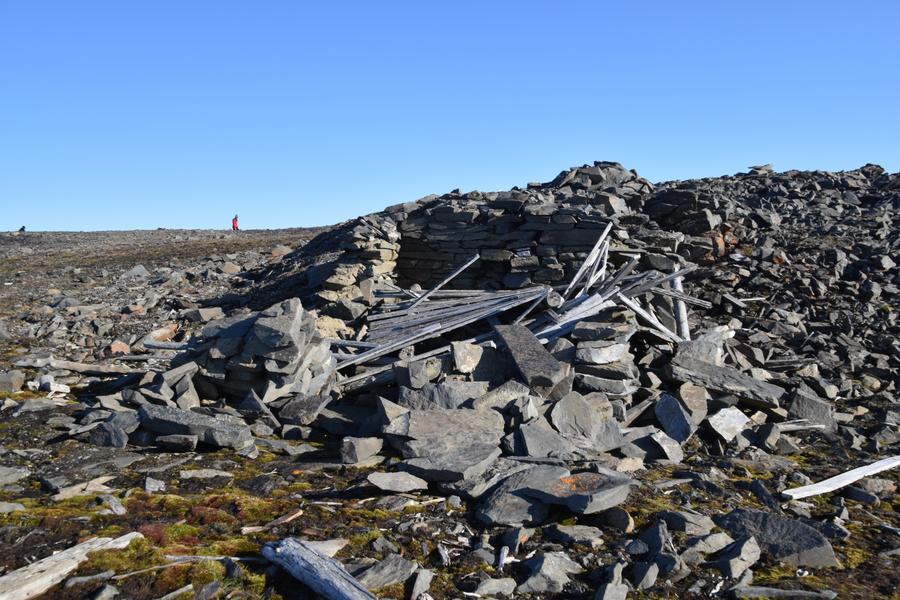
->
xmin=0 ymin=161 xmax=898 ymax=600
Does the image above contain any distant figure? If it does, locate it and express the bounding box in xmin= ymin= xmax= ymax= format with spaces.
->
xmin=232 ymin=214 xmax=239 ymax=231
xmin=18 ymin=226 xmax=25 ymax=232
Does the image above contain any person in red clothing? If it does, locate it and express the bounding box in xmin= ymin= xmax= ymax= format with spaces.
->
xmin=232 ymin=214 xmax=239 ymax=231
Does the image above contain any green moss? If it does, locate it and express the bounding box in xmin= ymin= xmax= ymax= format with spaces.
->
xmin=80 ymin=536 xmax=164 ymax=574
xmin=347 ymin=528 xmax=382 ymax=551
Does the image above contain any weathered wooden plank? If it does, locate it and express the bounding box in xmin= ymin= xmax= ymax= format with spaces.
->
xmin=781 ymin=455 xmax=900 ymax=500
xmin=0 ymin=532 xmax=143 ymax=600
xmin=14 ymin=356 xmax=135 ymax=376
xmin=262 ymin=538 xmax=377 ymax=600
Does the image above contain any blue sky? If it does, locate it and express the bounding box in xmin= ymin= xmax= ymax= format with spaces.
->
xmin=1 ymin=1 xmax=898 ymax=231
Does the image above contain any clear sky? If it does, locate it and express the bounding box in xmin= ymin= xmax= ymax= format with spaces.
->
xmin=1 ymin=1 xmax=898 ymax=231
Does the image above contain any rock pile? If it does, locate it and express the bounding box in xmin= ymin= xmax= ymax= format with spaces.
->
xmin=0 ymin=161 xmax=898 ymax=600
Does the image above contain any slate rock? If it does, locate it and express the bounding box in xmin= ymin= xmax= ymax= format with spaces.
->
xmin=659 ymin=510 xmax=715 ymax=535
xmin=476 ymin=465 xmax=569 ymax=526
xmin=0 ymin=370 xmax=25 ymax=393
xmin=341 ymin=436 xmax=383 ymax=464
xmin=475 ymin=577 xmax=517 ymax=596
xmin=156 ymin=434 xmax=198 ymax=452
xmin=494 ymin=324 xmax=567 ymax=396
xmin=356 ymin=553 xmax=418 ymax=590
xmin=707 ymin=535 xmax=760 ymax=579
xmin=277 ymin=395 xmax=332 ymax=426
xmin=654 ymin=393 xmax=695 ymax=443
xmin=669 ymin=355 xmax=787 ymax=409
xmin=521 ymin=471 xmax=635 ymax=515
xmin=87 ymin=422 xmax=129 ymax=448
xmin=367 ymin=471 xmax=428 ymax=493
xmin=138 ymin=404 xmax=252 ymax=449
xmin=516 ymin=551 xmax=583 ymax=594
xmin=714 ymin=509 xmax=839 ymax=567
xmin=706 ymin=407 xmax=750 ymax=442
xmin=545 ymin=523 xmax=604 ymax=549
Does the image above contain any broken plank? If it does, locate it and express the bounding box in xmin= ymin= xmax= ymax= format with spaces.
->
xmin=0 ymin=532 xmax=143 ymax=600
xmin=262 ymin=538 xmax=377 ymax=600
xmin=781 ymin=455 xmax=900 ymax=501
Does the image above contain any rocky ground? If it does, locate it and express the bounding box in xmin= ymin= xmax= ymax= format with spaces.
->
xmin=0 ymin=163 xmax=897 ymax=600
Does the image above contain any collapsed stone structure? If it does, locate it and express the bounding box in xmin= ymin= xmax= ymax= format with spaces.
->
xmin=1 ymin=160 xmax=898 ymax=599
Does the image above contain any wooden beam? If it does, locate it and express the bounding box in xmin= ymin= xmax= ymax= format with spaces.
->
xmin=781 ymin=455 xmax=900 ymax=500
xmin=262 ymin=538 xmax=377 ymax=600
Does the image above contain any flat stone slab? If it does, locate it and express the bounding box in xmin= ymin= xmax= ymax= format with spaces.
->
xmin=138 ymin=404 xmax=252 ymax=450
xmin=714 ymin=509 xmax=839 ymax=568
xmin=355 ymin=553 xmax=418 ymax=590
xmin=367 ymin=471 xmax=428 ymax=493
xmin=494 ymin=324 xmax=566 ymax=396
xmin=669 ymin=355 xmax=787 ymax=409
xmin=521 ymin=471 xmax=635 ymax=514
xmin=476 ymin=465 xmax=569 ymax=526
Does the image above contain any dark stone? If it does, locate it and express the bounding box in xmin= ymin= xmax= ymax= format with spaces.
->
xmin=494 ymin=324 xmax=567 ymax=396
xmin=714 ymin=509 xmax=839 ymax=567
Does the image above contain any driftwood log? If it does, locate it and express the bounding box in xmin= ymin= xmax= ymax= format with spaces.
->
xmin=0 ymin=532 xmax=143 ymax=600
xmin=781 ymin=455 xmax=900 ymax=500
xmin=262 ymin=538 xmax=376 ymax=600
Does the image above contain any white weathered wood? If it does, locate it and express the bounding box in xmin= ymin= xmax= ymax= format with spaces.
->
xmin=262 ymin=538 xmax=377 ymax=600
xmin=14 ymin=356 xmax=135 ymax=375
xmin=781 ymin=455 xmax=900 ymax=500
xmin=615 ymin=293 xmax=683 ymax=343
xmin=563 ymin=222 xmax=613 ymax=298
xmin=0 ymin=532 xmax=143 ymax=600
xmin=671 ymin=271 xmax=691 ymax=341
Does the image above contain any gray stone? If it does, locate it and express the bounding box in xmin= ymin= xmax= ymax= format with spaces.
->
xmin=522 ymin=471 xmax=635 ymax=515
xmin=706 ymin=407 xmax=750 ymax=442
xmin=647 ymin=430 xmax=684 ymax=463
xmin=451 ymin=341 xmax=483 ymax=374
xmin=714 ymin=509 xmax=839 ymax=568
xmin=669 ymin=355 xmax=787 ymax=409
xmin=0 ymin=370 xmax=25 ymax=393
xmin=545 ymin=523 xmax=604 ymax=549
xmin=494 ymin=324 xmax=567 ymax=396
xmin=516 ymin=551 xmax=583 ymax=594
xmin=708 ymin=535 xmax=760 ymax=579
xmin=138 ymin=404 xmax=252 ymax=449
xmin=654 ymin=393 xmax=695 ymax=443
xmin=179 ymin=468 xmax=234 ymax=482
xmin=144 ymin=477 xmax=166 ymax=493
xmin=659 ymin=510 xmax=715 ymax=535
xmin=0 ymin=501 xmax=25 ymax=514
xmin=277 ymin=395 xmax=332 ymax=426
xmin=156 ymin=434 xmax=198 ymax=452
xmin=398 ymin=444 xmax=502 ymax=483
xmin=384 ymin=407 xmax=504 ymax=463
xmin=681 ymin=532 xmax=735 ymax=565
xmin=367 ymin=471 xmax=428 ymax=493
xmin=550 ymin=392 xmax=625 ymax=451
xmin=593 ymin=562 xmax=629 ymax=600
xmin=631 ymin=560 xmax=659 ymax=590
xmin=576 ymin=342 xmax=630 ymax=365
xmin=0 ymin=466 xmax=30 ymax=486
xmin=679 ymin=382 xmax=709 ymax=424
xmin=476 ymin=465 xmax=569 ymax=526
xmin=514 ymin=418 xmax=582 ymax=459
xmin=86 ymin=422 xmax=129 ymax=448
xmin=475 ymin=577 xmax=517 ymax=596
xmin=341 ymin=436 xmax=383 ymax=464
xmin=789 ymin=387 xmax=836 ymax=431
xmin=356 ymin=553 xmax=418 ymax=590
xmin=409 ymin=569 xmax=434 ymax=599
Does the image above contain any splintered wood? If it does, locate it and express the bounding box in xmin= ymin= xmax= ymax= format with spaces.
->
xmin=335 ymin=226 xmax=705 ymax=388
